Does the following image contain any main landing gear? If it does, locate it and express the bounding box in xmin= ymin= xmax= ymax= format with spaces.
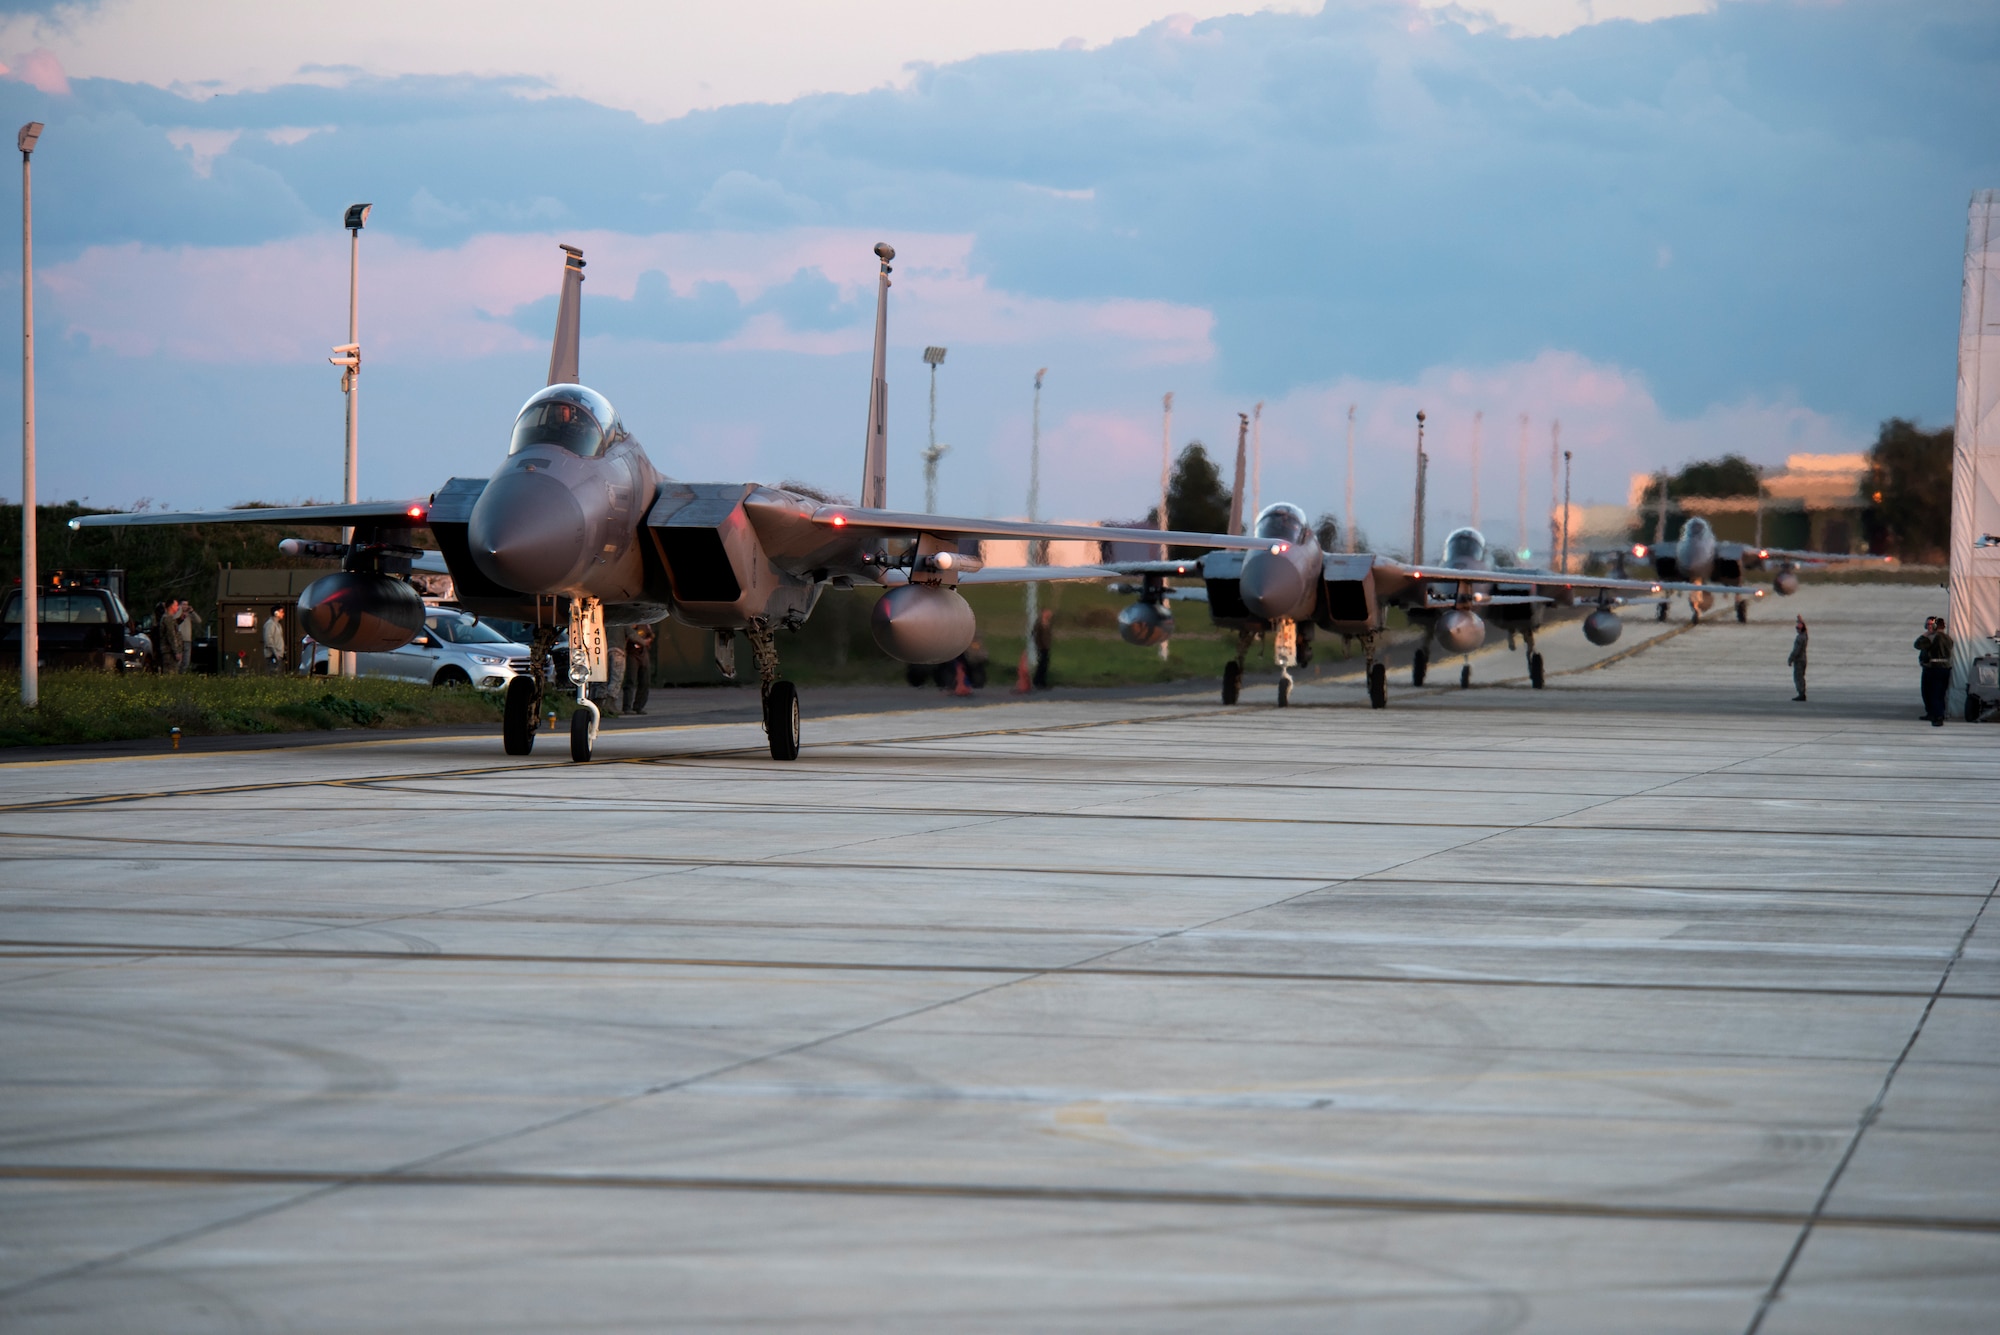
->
xmin=1460 ymin=663 xmax=1472 ymax=689
xmin=1222 ymin=628 xmax=1254 ymax=705
xmin=1525 ymin=629 xmax=1545 ymax=690
xmin=1412 ymin=647 xmax=1429 ymax=686
xmin=1656 ymin=601 xmax=1669 ymax=623
xmin=1359 ymin=633 xmax=1386 ymax=710
xmin=504 ymin=624 xmax=559 ymax=757
xmin=1735 ymin=598 xmax=1748 ymax=623
xmin=747 ymin=619 xmax=801 ymax=761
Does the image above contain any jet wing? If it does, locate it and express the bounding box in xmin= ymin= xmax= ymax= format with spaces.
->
xmin=68 ymin=500 xmax=433 ymax=530
xmin=882 ymin=564 xmax=1128 ymax=585
xmin=808 ymin=506 xmax=1272 ymax=552
xmin=1753 ymin=547 xmax=1895 ymax=566
xmin=1384 ymin=562 xmax=1765 ymax=600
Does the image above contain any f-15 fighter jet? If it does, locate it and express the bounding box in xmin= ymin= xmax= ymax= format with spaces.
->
xmin=1618 ymin=515 xmax=1892 ymax=624
xmin=73 ymin=242 xmax=1267 ymax=762
xmin=1108 ymin=505 xmax=1745 ymax=708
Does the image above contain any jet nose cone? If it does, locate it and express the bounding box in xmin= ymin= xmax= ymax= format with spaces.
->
xmin=468 ymin=468 xmax=589 ymax=594
xmin=1238 ymin=550 xmax=1306 ymax=619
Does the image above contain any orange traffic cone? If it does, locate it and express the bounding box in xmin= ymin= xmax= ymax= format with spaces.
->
xmin=1014 ymin=651 xmax=1031 ymax=694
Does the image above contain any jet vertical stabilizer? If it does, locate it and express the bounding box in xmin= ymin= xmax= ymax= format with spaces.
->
xmin=861 ymin=243 xmax=893 ymax=508
xmin=547 ymin=244 xmax=585 ymax=386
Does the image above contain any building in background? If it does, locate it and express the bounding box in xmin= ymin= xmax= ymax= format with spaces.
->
xmin=1626 ymin=453 xmax=1873 ymax=554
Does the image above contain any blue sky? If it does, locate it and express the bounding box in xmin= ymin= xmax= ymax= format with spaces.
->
xmin=0 ymin=0 xmax=1993 ymax=556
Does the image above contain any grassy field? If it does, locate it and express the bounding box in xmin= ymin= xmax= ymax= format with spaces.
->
xmin=0 ymin=671 xmax=507 ymax=748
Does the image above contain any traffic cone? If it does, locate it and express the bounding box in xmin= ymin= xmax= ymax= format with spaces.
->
xmin=1014 ymin=650 xmax=1031 ymax=694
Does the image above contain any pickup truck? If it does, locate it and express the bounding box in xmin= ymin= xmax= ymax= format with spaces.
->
xmin=2 ymin=584 xmax=151 ymax=672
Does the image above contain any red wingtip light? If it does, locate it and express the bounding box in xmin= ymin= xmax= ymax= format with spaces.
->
xmin=406 ymin=505 xmax=426 ymax=519
xmin=1273 ymin=542 xmax=1289 ymax=554
xmin=831 ymin=514 xmax=847 ymax=527
xmin=1632 ymin=544 xmax=1646 ymax=558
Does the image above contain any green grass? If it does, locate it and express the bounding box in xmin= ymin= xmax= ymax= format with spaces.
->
xmin=0 ymin=671 xmax=506 ymax=748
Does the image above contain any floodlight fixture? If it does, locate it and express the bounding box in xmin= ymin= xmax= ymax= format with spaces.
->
xmin=923 ymin=346 xmax=947 ymax=366
xmin=17 ymin=122 xmax=41 ymax=156
xmin=344 ymin=202 xmax=372 ymax=231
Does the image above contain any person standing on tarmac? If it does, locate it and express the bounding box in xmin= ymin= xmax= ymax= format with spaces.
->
xmin=261 ymin=605 xmax=287 ymax=675
xmin=621 ymin=622 xmax=653 ymax=716
xmin=1031 ymin=608 xmax=1055 ymax=691
xmin=1916 ymin=616 xmax=1954 ymax=727
xmin=1787 ymin=615 xmax=1808 ymax=702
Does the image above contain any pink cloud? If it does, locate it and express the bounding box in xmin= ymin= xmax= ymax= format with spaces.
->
xmin=12 ymin=49 xmax=71 ymax=96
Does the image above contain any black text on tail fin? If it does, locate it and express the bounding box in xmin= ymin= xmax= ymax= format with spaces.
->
xmin=548 ymin=244 xmax=585 ymax=386
xmin=861 ymin=242 xmax=893 ymax=508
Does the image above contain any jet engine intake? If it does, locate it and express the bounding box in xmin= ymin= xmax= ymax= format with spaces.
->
xmin=1118 ymin=601 xmax=1174 ymax=647
xmin=1434 ymin=608 xmax=1485 ymax=654
xmin=871 ymin=584 xmax=976 ymax=664
xmin=296 ymin=571 xmax=426 ymax=652
xmin=1582 ymin=609 xmax=1624 ymax=646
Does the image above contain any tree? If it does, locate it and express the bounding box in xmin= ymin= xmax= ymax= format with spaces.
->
xmin=1864 ymin=418 xmax=1951 ymax=561
xmin=1634 ymin=454 xmax=1762 ymax=507
xmin=1145 ymin=441 xmax=1231 ymax=557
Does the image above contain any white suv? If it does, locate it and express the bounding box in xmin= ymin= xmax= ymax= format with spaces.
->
xmin=306 ymin=609 xmax=533 ymax=690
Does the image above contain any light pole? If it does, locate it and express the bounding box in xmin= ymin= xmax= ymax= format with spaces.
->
xmin=1250 ymin=400 xmax=1263 ymax=527
xmin=1158 ymin=391 xmax=1173 ymax=659
xmin=1024 ymin=368 xmax=1048 ymax=683
xmin=1469 ymin=409 xmax=1483 ymax=531
xmin=1561 ymin=448 xmax=1573 ymax=573
xmin=329 ymin=202 xmax=370 ymax=677
xmin=1343 ymin=404 xmax=1356 ymax=553
xmin=1548 ymin=418 xmax=1564 ymax=572
xmin=17 ymin=121 xmax=40 ymax=708
xmin=1412 ymin=410 xmax=1428 ymax=563
xmin=1516 ymin=412 xmax=1530 ymax=561
xmin=921 ymin=345 xmax=948 ymax=513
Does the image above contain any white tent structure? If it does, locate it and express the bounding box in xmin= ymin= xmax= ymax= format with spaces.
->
xmin=1951 ymin=190 xmax=2000 ymax=711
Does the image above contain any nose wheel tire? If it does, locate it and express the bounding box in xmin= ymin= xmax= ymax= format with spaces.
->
xmin=1221 ymin=661 xmax=1242 ymax=705
xmin=764 ymin=680 xmax=801 ymax=761
xmin=1656 ymin=602 xmax=1668 ymax=622
xmin=1459 ymin=664 xmax=1472 ymax=689
xmin=502 ymin=678 xmax=538 ymax=756
xmin=1528 ymin=653 xmax=1545 ymax=690
xmin=569 ymin=701 xmax=599 ymax=762
xmin=1277 ymin=675 xmax=1292 ymax=708
xmin=1411 ymin=648 xmax=1428 ymax=686
xmin=1735 ymin=600 xmax=1748 ymax=623
xmin=1367 ymin=662 xmax=1387 ymax=709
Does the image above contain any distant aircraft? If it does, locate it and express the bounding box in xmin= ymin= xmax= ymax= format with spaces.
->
xmin=1108 ymin=505 xmax=1742 ymax=707
xmin=1620 ymin=514 xmax=1891 ymax=623
xmin=74 ymin=242 xmax=1265 ymax=762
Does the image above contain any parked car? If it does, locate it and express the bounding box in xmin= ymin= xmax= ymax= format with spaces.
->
xmin=306 ymin=608 xmax=532 ymax=690
xmin=2 ymin=582 xmax=150 ymax=672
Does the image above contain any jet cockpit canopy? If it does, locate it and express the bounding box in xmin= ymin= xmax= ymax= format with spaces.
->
xmin=510 ymin=384 xmax=623 ymax=459
xmin=1442 ymin=527 xmax=1487 ymax=566
xmin=1253 ymin=503 xmax=1310 ymax=545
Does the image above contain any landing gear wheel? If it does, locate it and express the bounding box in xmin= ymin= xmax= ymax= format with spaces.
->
xmin=502 ymin=677 xmax=538 ymax=756
xmin=764 ymin=680 xmax=801 ymax=761
xmin=1367 ymin=662 xmax=1387 ymax=709
xmin=569 ymin=700 xmax=599 ymax=763
xmin=1967 ymin=693 xmax=1983 ymax=725
xmin=1459 ymin=664 xmax=1472 ymax=690
xmin=1528 ymin=653 xmax=1545 ymax=690
xmin=1691 ymin=606 xmax=1701 ymax=624
xmin=1656 ymin=602 xmax=1669 ymax=622
xmin=1222 ymin=660 xmax=1242 ymax=705
xmin=1412 ymin=648 xmax=1428 ymax=686
xmin=1735 ymin=600 xmax=1748 ymax=623
xmin=1277 ymin=676 xmax=1292 ymax=708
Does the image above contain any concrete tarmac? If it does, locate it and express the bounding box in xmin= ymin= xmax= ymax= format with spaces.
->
xmin=0 ymin=583 xmax=1993 ymax=1332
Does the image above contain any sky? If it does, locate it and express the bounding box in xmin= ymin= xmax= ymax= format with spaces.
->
xmin=0 ymin=0 xmax=1992 ymax=558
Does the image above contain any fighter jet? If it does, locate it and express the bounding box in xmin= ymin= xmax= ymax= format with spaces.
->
xmin=1618 ymin=515 xmax=1891 ymax=623
xmin=1107 ymin=505 xmax=1744 ymax=708
xmin=73 ymin=241 xmax=1268 ymax=762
